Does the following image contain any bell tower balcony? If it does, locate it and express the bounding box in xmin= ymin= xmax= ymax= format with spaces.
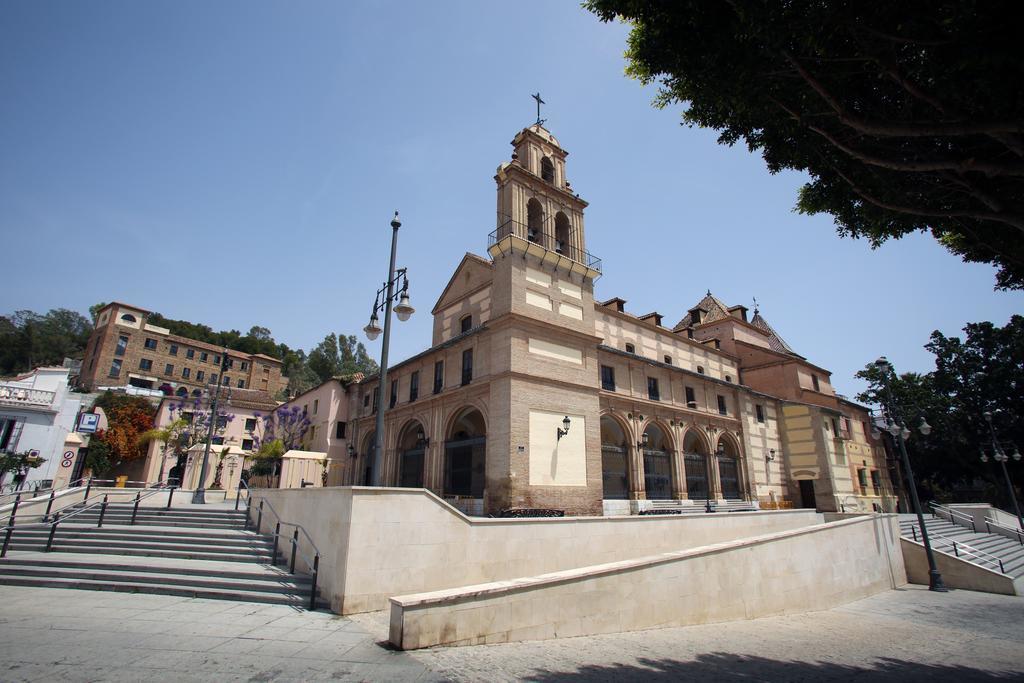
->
xmin=488 ymin=218 xmax=602 ymax=280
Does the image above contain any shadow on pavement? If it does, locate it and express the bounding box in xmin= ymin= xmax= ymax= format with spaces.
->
xmin=527 ymin=652 xmax=1021 ymax=682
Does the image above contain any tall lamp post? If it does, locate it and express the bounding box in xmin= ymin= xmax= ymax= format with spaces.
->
xmin=193 ymin=351 xmax=231 ymax=504
xmin=363 ymin=212 xmax=415 ymax=487
xmin=980 ymin=411 xmax=1023 ymax=531
xmin=872 ymin=356 xmax=946 ymax=592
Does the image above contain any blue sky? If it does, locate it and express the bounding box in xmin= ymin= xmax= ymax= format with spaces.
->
xmin=2 ymin=0 xmax=1020 ymax=397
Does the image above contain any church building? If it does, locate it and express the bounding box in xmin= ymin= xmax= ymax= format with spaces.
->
xmin=313 ymin=121 xmax=896 ymax=517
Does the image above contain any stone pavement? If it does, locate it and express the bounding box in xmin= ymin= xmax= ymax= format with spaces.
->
xmin=1 ymin=584 xmax=1023 ymax=682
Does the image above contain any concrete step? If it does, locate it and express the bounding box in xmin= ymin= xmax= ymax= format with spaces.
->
xmin=0 ymin=553 xmax=301 ymax=582
xmin=0 ymin=574 xmax=321 ymax=607
xmin=8 ymin=526 xmax=274 ymax=550
xmin=4 ymin=541 xmax=272 ymax=563
xmin=61 ymin=514 xmax=247 ymax=530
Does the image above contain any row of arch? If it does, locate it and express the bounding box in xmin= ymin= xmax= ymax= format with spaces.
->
xmin=601 ymin=415 xmax=746 ymax=501
xmin=526 ymin=198 xmax=573 ymax=257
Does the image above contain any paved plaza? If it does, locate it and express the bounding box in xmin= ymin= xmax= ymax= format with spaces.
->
xmin=0 ymin=584 xmax=1022 ymax=681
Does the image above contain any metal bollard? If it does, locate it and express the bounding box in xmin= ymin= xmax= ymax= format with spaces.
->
xmin=46 ymin=513 xmax=60 ymax=552
xmin=131 ymin=492 xmax=141 ymax=525
xmin=289 ymin=528 xmax=299 ymax=574
xmin=43 ymin=490 xmax=56 ymax=522
xmin=271 ymin=522 xmax=281 ymax=565
xmin=97 ymin=495 xmax=109 ymax=528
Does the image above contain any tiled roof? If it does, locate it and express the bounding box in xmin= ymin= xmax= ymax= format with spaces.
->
xmin=750 ymin=311 xmax=803 ymax=358
xmin=672 ymin=291 xmax=732 ymax=329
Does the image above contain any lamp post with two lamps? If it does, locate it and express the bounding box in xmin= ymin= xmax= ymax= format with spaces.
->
xmin=980 ymin=411 xmax=1023 ymax=531
xmin=362 ymin=212 xmax=416 ymax=487
xmin=871 ymin=356 xmax=946 ymax=592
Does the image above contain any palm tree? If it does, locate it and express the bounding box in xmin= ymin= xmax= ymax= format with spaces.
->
xmin=137 ymin=418 xmax=188 ymax=485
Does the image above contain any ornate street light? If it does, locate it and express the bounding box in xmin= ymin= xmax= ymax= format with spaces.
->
xmin=193 ymin=352 xmax=231 ymax=504
xmin=981 ymin=411 xmax=1024 ymax=531
xmin=363 ymin=212 xmax=415 ymax=486
xmin=873 ymin=356 xmax=946 ymax=591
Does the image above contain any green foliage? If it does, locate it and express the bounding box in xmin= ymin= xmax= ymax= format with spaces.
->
xmin=587 ymin=0 xmax=1024 ymax=289
xmin=0 ymin=308 xmax=92 ymax=375
xmin=0 ymin=451 xmax=46 ymax=476
xmin=84 ymin=441 xmax=113 ymax=476
xmin=306 ymin=334 xmax=378 ymax=385
xmin=145 ymin=313 xmax=291 ymax=361
xmin=855 ymin=315 xmax=1024 ymax=501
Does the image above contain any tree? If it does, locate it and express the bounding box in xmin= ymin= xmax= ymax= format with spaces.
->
xmin=587 ymin=1 xmax=1024 ymax=289
xmin=253 ymin=405 xmax=310 ymax=453
xmin=855 ymin=315 xmax=1024 ymax=503
xmin=90 ymin=392 xmax=157 ymax=465
xmin=0 ymin=308 xmax=91 ymax=375
xmin=137 ymin=417 xmax=190 ymax=483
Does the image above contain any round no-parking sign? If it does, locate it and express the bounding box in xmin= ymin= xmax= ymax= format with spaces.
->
xmin=61 ymin=451 xmax=75 ymax=468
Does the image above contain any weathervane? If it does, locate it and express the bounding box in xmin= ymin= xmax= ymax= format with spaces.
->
xmin=753 ymin=296 xmax=759 ymax=315
xmin=532 ymin=92 xmax=546 ymax=127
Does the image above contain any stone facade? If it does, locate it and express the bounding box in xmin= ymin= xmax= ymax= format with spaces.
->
xmin=79 ymin=302 xmax=286 ymax=397
xmin=278 ymin=122 xmax=897 ymax=517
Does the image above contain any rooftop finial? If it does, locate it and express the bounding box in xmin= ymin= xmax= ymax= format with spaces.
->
xmin=706 ymin=289 xmax=712 ymax=297
xmin=532 ymin=92 xmax=546 ymax=127
xmin=753 ymin=296 xmax=759 ymax=314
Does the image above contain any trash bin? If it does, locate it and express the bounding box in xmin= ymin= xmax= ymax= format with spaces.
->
xmin=115 ymin=475 xmax=128 ymax=488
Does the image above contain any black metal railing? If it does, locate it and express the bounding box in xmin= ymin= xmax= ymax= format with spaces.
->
xmin=246 ymin=492 xmax=321 ymax=610
xmin=1 ymin=481 xmax=174 ymax=558
xmin=488 ymin=218 xmax=602 ymax=273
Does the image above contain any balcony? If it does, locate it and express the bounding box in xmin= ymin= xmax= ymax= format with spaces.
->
xmin=488 ymin=219 xmax=602 ymax=280
xmin=0 ymin=384 xmax=56 ymax=410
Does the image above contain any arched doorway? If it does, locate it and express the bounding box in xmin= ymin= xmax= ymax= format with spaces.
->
xmin=444 ymin=408 xmax=486 ymax=498
xmin=717 ymin=437 xmax=743 ymax=500
xmin=642 ymin=423 xmax=672 ymax=500
xmin=600 ymin=416 xmax=629 ymax=499
xmin=397 ymin=421 xmax=426 ymax=488
xmin=175 ymin=386 xmax=188 ymax=397
xmin=360 ymin=431 xmax=376 ymax=486
xmin=526 ymin=198 xmax=543 ymax=243
xmin=683 ymin=430 xmax=710 ymax=501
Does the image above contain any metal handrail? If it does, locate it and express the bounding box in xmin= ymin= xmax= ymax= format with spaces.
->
xmin=235 ymin=479 xmax=251 ymax=511
xmin=1 ymin=481 xmax=174 ymax=558
xmin=929 ymin=501 xmax=977 ymax=532
xmin=247 ymin=493 xmax=321 ymax=610
xmin=1 ymin=477 xmax=172 ymax=518
xmin=984 ymin=517 xmax=1024 ymax=545
xmin=906 ymin=523 xmax=1007 ymax=574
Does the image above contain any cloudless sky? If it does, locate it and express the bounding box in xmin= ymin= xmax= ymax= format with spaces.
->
xmin=2 ymin=0 xmax=1021 ymax=398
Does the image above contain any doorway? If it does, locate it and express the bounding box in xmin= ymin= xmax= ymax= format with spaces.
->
xmin=798 ymin=479 xmax=817 ymax=509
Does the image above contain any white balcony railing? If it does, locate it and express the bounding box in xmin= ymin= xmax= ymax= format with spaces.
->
xmin=0 ymin=385 xmax=56 ymax=408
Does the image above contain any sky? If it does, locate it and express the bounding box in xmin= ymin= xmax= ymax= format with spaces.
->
xmin=1 ymin=0 xmax=1021 ymax=398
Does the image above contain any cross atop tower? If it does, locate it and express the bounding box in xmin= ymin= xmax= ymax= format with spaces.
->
xmin=532 ymin=92 xmax=546 ymax=126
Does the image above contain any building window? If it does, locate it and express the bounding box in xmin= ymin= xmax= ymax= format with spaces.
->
xmin=625 ymin=343 xmax=635 ymax=354
xmin=108 ymin=359 xmax=122 ymax=378
xmin=714 ymin=340 xmax=721 ymax=350
xmin=870 ymin=470 xmax=881 ymax=495
xmin=237 ymin=379 xmax=245 ymax=388
xmin=363 ymin=394 xmax=370 ymax=408
xmin=212 ymin=436 xmax=224 ymax=445
xmin=186 ymin=349 xmax=195 ymax=359
xmin=857 ymin=468 xmax=869 ymax=494
xmin=181 ymin=411 xmax=194 ymax=424
xmin=240 ymin=361 xmax=248 ymax=371
xmin=214 ymin=355 xmax=221 ymax=366
xmin=182 ymin=368 xmax=191 ymax=379
xmin=725 ymin=375 xmax=732 ymax=383
xmin=433 ymin=360 xmax=444 ymax=394
xmin=140 ymin=359 xmax=153 ymax=371
xmin=169 ymin=344 xmax=178 ymax=356
xmin=685 ymin=386 xmax=696 ymax=407
xmin=372 ymin=388 xmax=379 ymax=413
xmin=389 ymin=379 xmax=398 ymax=409
xmin=242 ymin=438 xmax=254 ymax=451
xmin=221 ymin=375 xmax=229 ymax=385
xmin=313 ymin=399 xmax=319 ymax=415
xmin=541 ymin=156 xmax=555 ymax=183
xmin=120 ymin=313 xmax=136 ymax=323
xmin=409 ymin=371 xmax=419 ymax=402
xmin=841 ymin=417 xmax=852 ymax=439
xmin=830 ymin=418 xmax=839 ymax=435
xmin=210 ymin=373 xmax=218 ymax=384
xmin=164 ymin=363 xmax=174 ymax=375
xmin=755 ymin=404 xmax=765 ymax=423
xmin=664 ymin=355 xmax=672 ymax=365
xmin=200 ymin=352 xmax=208 ymax=363
xmin=224 ymin=357 xmax=233 ymax=369
xmin=717 ymin=395 xmax=727 ymax=415
xmin=244 ymin=418 xmax=257 ymax=431
xmin=460 ymin=315 xmax=472 ymax=333
xmin=461 ymin=349 xmax=473 ymax=386
xmin=812 ymin=374 xmax=821 ymax=392
xmin=144 ymin=338 xmax=157 ymax=350
xmin=308 ymin=425 xmax=316 ymax=442
xmin=600 ymin=365 xmax=615 ymax=391
xmin=216 ymin=415 xmax=228 ymax=429
xmin=115 ymin=335 xmax=129 ymax=356
xmin=196 ymin=370 xmax=204 ymax=383
xmin=647 ymin=377 xmax=660 ymax=401
xmin=697 ymin=366 xmax=705 ymax=375
xmin=336 ymin=421 xmax=347 ymax=439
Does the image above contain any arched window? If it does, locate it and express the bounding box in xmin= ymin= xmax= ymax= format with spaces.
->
xmin=175 ymin=387 xmax=188 ymax=397
xmin=600 ymin=416 xmax=629 ymax=500
xmin=554 ymin=212 xmax=570 ymax=256
xmin=120 ymin=313 xmax=137 ymax=323
xmin=526 ymin=198 xmax=543 ymax=243
xmin=540 ymin=157 xmax=554 ymax=183
xmin=642 ymin=423 xmax=672 ymax=500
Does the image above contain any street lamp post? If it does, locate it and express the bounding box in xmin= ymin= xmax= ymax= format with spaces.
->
xmin=873 ymin=356 xmax=946 ymax=592
xmin=363 ymin=212 xmax=415 ymax=487
xmin=981 ymin=411 xmax=1023 ymax=531
xmin=193 ymin=352 xmax=231 ymax=504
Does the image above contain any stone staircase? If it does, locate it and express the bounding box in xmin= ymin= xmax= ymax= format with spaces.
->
xmin=0 ymin=502 xmax=323 ymax=607
xmin=899 ymin=513 xmax=1024 ymax=578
